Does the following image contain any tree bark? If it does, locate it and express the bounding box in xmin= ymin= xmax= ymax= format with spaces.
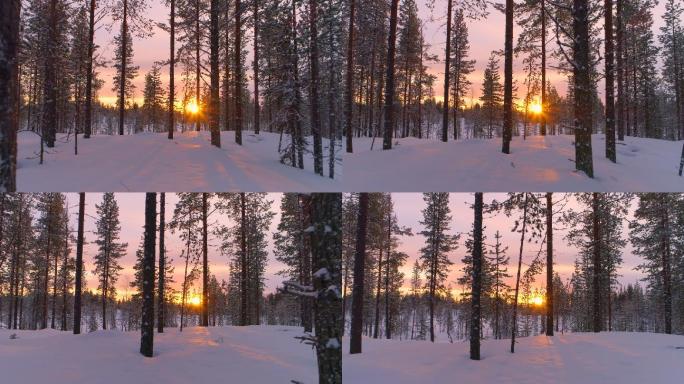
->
xmin=74 ymin=193 xmax=85 ymax=334
xmin=235 ymin=0 xmax=244 ymax=145
xmin=511 ymin=194 xmax=528 ymax=353
xmin=502 ymin=0 xmax=513 ymax=154
xmin=592 ymin=193 xmax=601 ymax=333
xmin=84 ymin=0 xmax=96 ymax=139
xmin=573 ymin=0 xmax=595 ymax=177
xmin=253 ymin=0 xmax=260 ymax=134
xmin=545 ymin=192 xmax=554 ymax=336
xmin=158 ymin=192 xmax=165 ymax=332
xmin=605 ymin=0 xmax=616 ymax=162
xmin=345 ymin=0 xmax=356 ymax=153
xmin=240 ymin=193 xmax=248 ymax=325
xmin=309 ymin=0 xmax=323 ymax=176
xmin=168 ymin=0 xmax=175 ymax=139
xmin=349 ymin=193 xmax=368 ymax=354
xmin=118 ymin=0 xmax=128 ymax=136
xmin=201 ymin=193 xmax=209 ymax=326
xmin=140 ymin=193 xmax=156 ymax=357
xmin=470 ymin=192 xmax=483 ymax=360
xmin=0 ymin=0 xmax=19 ymax=192
xmin=442 ymin=0 xmax=453 ymax=143
xmin=382 ymin=0 xmax=399 ymax=150
xmin=209 ymin=0 xmax=221 ymax=147
xmin=616 ymin=0 xmax=624 ymax=141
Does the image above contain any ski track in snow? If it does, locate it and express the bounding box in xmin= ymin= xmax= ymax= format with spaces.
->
xmin=17 ymin=131 xmax=342 ymax=192
xmin=343 ymin=332 xmax=684 ymax=383
xmin=344 ymin=135 xmax=684 ymax=192
xmin=0 ymin=326 xmax=318 ymax=384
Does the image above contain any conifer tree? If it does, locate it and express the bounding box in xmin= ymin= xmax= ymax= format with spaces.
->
xmin=419 ymin=193 xmax=458 ymax=342
xmin=480 ymin=53 xmax=503 ymax=139
xmin=142 ymin=65 xmax=165 ymax=132
xmin=349 ymin=193 xmax=368 ymax=354
xmin=158 ymin=192 xmax=166 ymax=333
xmin=470 ymin=192 xmax=483 ymax=360
xmin=73 ymin=193 xmax=85 ymax=334
xmin=382 ymin=0 xmax=400 ymax=150
xmin=93 ymin=193 xmax=127 ymax=330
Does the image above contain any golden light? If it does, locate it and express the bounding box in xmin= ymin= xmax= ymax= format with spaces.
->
xmin=530 ymin=102 xmax=543 ymax=115
xmin=530 ymin=295 xmax=544 ymax=306
xmin=186 ymin=99 xmax=200 ymax=115
xmin=188 ymin=295 xmax=201 ymax=306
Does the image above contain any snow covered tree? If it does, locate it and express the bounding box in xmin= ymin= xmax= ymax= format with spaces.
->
xmin=419 ymin=193 xmax=458 ymax=342
xmin=139 ymin=193 xmax=156 ymax=358
xmin=93 ymin=193 xmax=127 ymax=330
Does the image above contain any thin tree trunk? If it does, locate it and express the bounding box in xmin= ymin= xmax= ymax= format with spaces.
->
xmin=382 ymin=0 xmax=399 ymax=150
xmin=253 ymin=0 xmax=260 ymax=134
xmin=349 ymin=193 xmax=368 ymax=354
xmin=442 ymin=0 xmax=453 ymax=142
xmin=0 ymin=0 xmax=19 ymax=191
xmin=573 ymin=0 xmax=594 ymax=177
xmin=240 ymin=193 xmax=248 ymax=326
xmin=541 ymin=0 xmax=547 ymax=136
xmin=546 ymin=192 xmax=554 ymax=336
xmin=605 ymin=0 xmax=616 ymax=162
xmin=345 ymin=0 xmax=356 ymax=153
xmin=168 ymin=0 xmax=175 ymax=139
xmin=592 ymin=193 xmax=601 ymax=333
xmin=511 ymin=194 xmax=529 ymax=353
xmin=201 ymin=193 xmax=209 ymax=326
xmin=84 ymin=0 xmax=96 ymax=139
xmin=235 ymin=0 xmax=244 ymax=145
xmin=616 ymin=0 xmax=624 ymax=141
xmin=118 ymin=0 xmax=128 ymax=136
xmin=158 ymin=193 xmax=165 ymax=333
xmin=309 ymin=0 xmax=323 ymax=176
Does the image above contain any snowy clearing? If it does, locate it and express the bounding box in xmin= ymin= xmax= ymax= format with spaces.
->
xmin=344 ymin=135 xmax=684 ymax=192
xmin=0 ymin=326 xmax=318 ymax=384
xmin=344 ymin=332 xmax=684 ymax=384
xmin=17 ymin=131 xmax=342 ymax=192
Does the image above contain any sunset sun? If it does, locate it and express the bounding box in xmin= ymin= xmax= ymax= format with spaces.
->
xmin=530 ymin=102 xmax=543 ymax=114
xmin=188 ymin=295 xmax=201 ymax=306
xmin=186 ymin=100 xmax=200 ymax=115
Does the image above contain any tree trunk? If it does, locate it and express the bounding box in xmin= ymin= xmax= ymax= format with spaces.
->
xmin=308 ymin=0 xmax=323 ymax=176
xmin=74 ymin=193 xmax=85 ymax=334
xmin=592 ymin=193 xmax=601 ymax=333
xmin=616 ymin=0 xmax=624 ymax=141
xmin=573 ymin=0 xmax=595 ymax=177
xmin=545 ymin=192 xmax=554 ymax=336
xmin=209 ymin=0 xmax=221 ymax=147
xmin=253 ymin=0 xmax=260 ymax=134
xmin=605 ymin=0 xmax=616 ymax=162
xmin=442 ymin=0 xmax=453 ymax=142
xmin=118 ymin=0 xmax=128 ymax=136
xmin=43 ymin=0 xmax=58 ymax=147
xmin=511 ymin=194 xmax=529 ymax=353
xmin=200 ymin=193 xmax=209 ymax=326
xmin=168 ymin=0 xmax=175 ymax=139
xmin=310 ymin=193 xmax=342 ymax=384
xmin=84 ymin=0 xmax=96 ymax=139
xmin=158 ymin=193 xmax=165 ymax=333
xmin=345 ymin=0 xmax=356 ymax=153
xmin=470 ymin=192 xmax=483 ymax=360
xmin=541 ymin=0 xmax=547 ymax=136
xmin=239 ymin=193 xmax=248 ymax=325
xmin=382 ymin=0 xmax=399 ymax=150
xmin=349 ymin=193 xmax=368 ymax=354
xmin=0 ymin=0 xmax=19 ymax=191
xmin=660 ymin=198 xmax=672 ymax=334
xmin=502 ymin=0 xmax=513 ymax=153
xmin=140 ymin=193 xmax=156 ymax=357
xmin=235 ymin=0 xmax=244 ymax=145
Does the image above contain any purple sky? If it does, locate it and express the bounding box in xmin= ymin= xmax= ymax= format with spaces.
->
xmin=63 ymin=193 xmax=287 ymax=298
xmin=94 ymin=0 xmax=668 ymax=107
xmin=390 ymin=193 xmax=644 ymax=293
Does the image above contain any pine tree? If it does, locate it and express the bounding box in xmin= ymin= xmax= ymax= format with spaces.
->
xmin=480 ymin=54 xmax=503 ymax=139
xmin=450 ymin=9 xmax=475 ymax=140
xmin=344 ymin=0 xmax=356 ymax=152
xmin=502 ymin=0 xmax=514 ymax=153
xmin=84 ymin=0 xmax=97 ymax=139
xmin=488 ymin=230 xmax=511 ymax=339
xmin=158 ymin=192 xmax=166 ymax=332
xmin=235 ymin=0 xmax=244 ymax=145
xmin=111 ymin=26 xmax=139 ymax=135
xmin=93 ymin=193 xmax=127 ymax=330
xmin=140 ymin=193 xmax=156 ymax=357
xmin=605 ymin=0 xmax=617 ymax=162
xmin=545 ymin=192 xmax=554 ymax=335
xmin=419 ymin=193 xmax=458 ymax=342
xmin=142 ymin=65 xmax=165 ymax=132
xmin=167 ymin=0 xmax=175 ymax=140
xmin=209 ymin=0 xmax=221 ymax=147
xmin=0 ymin=0 xmax=20 ymax=191
xmin=630 ymin=193 xmax=683 ymax=334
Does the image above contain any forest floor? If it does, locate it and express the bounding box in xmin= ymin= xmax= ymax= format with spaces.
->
xmin=344 ymin=134 xmax=684 ymax=191
xmin=0 ymin=325 xmax=318 ymax=384
xmin=17 ymin=130 xmax=342 ymax=192
xmin=343 ymin=332 xmax=684 ymax=383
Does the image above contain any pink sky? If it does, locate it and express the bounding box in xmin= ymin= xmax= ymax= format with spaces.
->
xmin=390 ymin=193 xmax=645 ymax=293
xmin=94 ymin=0 xmax=668 ymax=106
xmin=63 ymin=193 xmax=287 ymax=297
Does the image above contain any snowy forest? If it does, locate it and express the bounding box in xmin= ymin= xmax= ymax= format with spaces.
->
xmin=343 ymin=192 xmax=684 ymax=381
xmin=0 ymin=192 xmax=342 ymax=384
xmin=0 ymin=0 xmax=346 ymax=191
xmin=341 ymin=0 xmax=684 ymax=191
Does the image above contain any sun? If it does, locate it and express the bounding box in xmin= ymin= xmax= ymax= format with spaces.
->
xmin=530 ymin=295 xmax=544 ymax=306
xmin=188 ymin=295 xmax=201 ymax=306
xmin=186 ymin=99 xmax=200 ymax=115
xmin=529 ymin=102 xmax=543 ymax=114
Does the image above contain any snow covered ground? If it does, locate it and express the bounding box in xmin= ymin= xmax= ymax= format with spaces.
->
xmin=343 ymin=332 xmax=684 ymax=383
xmin=0 ymin=325 xmax=319 ymax=384
xmin=17 ymin=131 xmax=342 ymax=192
xmin=344 ymin=135 xmax=684 ymax=192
